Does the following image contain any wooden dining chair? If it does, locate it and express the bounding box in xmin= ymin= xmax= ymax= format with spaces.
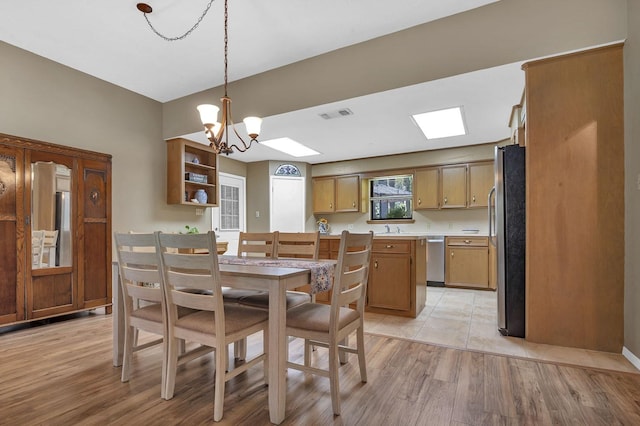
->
xmin=237 ymin=231 xmax=279 ymax=257
xmin=285 ymin=230 xmax=374 ymax=415
xmin=156 ymin=231 xmax=268 ymax=422
xmin=114 ymin=232 xmax=167 ymax=391
xmin=276 ymin=231 xmax=320 ymax=260
xmin=238 ymin=231 xmax=319 ymax=309
xmin=31 ymin=230 xmax=45 ymax=268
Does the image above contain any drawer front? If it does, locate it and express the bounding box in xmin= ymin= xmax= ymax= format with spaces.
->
xmin=372 ymin=240 xmax=411 ymax=254
xmin=446 ymin=236 xmax=488 ymax=247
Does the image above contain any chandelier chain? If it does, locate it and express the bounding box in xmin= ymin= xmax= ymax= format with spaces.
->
xmin=142 ymin=0 xmax=216 ymax=42
xmin=224 ymin=0 xmax=228 ymax=96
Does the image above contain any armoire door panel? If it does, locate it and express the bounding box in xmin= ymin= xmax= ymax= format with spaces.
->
xmin=31 ymin=273 xmax=73 ymax=312
xmin=0 ymin=145 xmax=25 ymax=324
xmin=82 ymin=222 xmax=107 ymax=303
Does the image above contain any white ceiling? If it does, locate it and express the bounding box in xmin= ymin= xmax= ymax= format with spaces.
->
xmin=0 ymin=0 xmax=527 ymax=164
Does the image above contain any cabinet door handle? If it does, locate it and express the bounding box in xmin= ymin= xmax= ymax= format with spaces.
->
xmin=374 ymin=260 xmax=378 ymax=269
xmin=352 ymin=201 xmax=356 ymax=208
xmin=464 ymin=240 xmax=471 ymax=244
xmin=472 ymin=195 xmax=476 ymax=203
xmin=451 ymin=251 xmax=454 ymax=257
xmin=385 ymin=245 xmax=394 ymax=249
xmin=329 ymin=203 xmax=333 ymax=209
xmin=418 ymin=198 xmax=422 ymax=205
xmin=444 ymin=196 xmax=448 ymax=205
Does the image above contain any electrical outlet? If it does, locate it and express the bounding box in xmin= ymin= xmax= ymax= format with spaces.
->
xmin=255 ymin=211 xmax=260 ymax=218
xmin=347 ymin=224 xmax=354 ymax=230
xmin=448 ymin=222 xmax=453 ymax=230
xmin=195 ymin=208 xmax=204 ymax=216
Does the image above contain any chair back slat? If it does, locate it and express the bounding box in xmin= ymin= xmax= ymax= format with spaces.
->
xmin=276 ymin=231 xmax=320 ymax=259
xmin=330 ymin=231 xmax=373 ymax=317
xmin=237 ymin=232 xmax=278 ymax=257
xmin=115 ymin=232 xmax=163 ymax=304
xmin=157 ymin=231 xmax=224 ymax=321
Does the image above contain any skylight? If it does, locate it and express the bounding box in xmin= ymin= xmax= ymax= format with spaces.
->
xmin=260 ymin=137 xmax=320 ymax=157
xmin=412 ymin=106 xmax=467 ymax=139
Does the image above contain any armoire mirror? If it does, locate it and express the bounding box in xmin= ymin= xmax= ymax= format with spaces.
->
xmin=31 ymin=161 xmax=72 ymax=268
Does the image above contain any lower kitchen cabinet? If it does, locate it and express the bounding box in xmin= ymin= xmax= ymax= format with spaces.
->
xmin=319 ymin=236 xmax=427 ymax=317
xmin=445 ymin=236 xmax=489 ymax=289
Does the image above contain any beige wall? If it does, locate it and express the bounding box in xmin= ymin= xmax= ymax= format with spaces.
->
xmin=0 ymin=41 xmax=212 ymax=236
xmin=624 ymin=2 xmax=640 ymax=361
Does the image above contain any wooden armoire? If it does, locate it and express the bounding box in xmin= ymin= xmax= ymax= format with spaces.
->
xmin=0 ymin=133 xmax=112 ymax=326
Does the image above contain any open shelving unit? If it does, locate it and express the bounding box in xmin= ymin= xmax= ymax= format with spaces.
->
xmin=166 ymin=138 xmax=218 ymax=207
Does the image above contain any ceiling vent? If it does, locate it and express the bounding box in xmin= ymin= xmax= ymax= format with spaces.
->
xmin=319 ymin=108 xmax=353 ymax=120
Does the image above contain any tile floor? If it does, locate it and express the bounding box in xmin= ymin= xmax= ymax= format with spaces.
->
xmin=364 ymin=286 xmax=639 ymax=374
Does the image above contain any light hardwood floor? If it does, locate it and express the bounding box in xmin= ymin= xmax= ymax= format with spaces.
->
xmin=1 ymin=310 xmax=640 ymax=425
xmin=366 ymin=287 xmax=639 ymax=374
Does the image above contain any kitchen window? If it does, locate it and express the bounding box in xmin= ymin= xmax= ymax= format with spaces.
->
xmin=369 ymin=174 xmax=413 ymax=221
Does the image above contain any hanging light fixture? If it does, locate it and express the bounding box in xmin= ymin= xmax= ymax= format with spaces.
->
xmin=137 ymin=0 xmax=261 ymax=155
xmin=196 ymin=0 xmax=262 ymax=155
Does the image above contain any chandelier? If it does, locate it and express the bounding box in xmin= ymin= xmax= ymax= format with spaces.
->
xmin=137 ymin=0 xmax=262 ymax=155
xmin=196 ymin=0 xmax=262 ymax=155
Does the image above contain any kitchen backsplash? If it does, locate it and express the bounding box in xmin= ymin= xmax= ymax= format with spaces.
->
xmin=310 ymin=208 xmax=489 ymax=235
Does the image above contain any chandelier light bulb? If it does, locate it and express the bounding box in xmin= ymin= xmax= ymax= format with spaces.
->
xmin=243 ymin=116 xmax=262 ymax=139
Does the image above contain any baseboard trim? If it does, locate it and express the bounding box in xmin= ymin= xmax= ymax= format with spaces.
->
xmin=623 ymin=346 xmax=640 ymax=371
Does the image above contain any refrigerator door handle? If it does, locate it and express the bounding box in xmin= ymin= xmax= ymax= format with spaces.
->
xmin=488 ymin=186 xmax=496 ymax=247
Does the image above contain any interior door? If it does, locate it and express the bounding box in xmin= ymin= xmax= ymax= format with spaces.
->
xmin=270 ymin=176 xmax=305 ymax=232
xmin=213 ymin=173 xmax=245 ymax=255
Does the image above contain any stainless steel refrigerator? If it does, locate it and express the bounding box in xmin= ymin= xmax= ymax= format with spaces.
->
xmin=489 ymin=145 xmax=526 ymax=337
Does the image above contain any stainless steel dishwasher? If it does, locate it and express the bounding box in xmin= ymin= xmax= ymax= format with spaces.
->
xmin=427 ymin=235 xmax=445 ymax=286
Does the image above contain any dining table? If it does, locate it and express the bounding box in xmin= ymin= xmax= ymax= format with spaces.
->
xmin=111 ymin=255 xmax=336 ymax=425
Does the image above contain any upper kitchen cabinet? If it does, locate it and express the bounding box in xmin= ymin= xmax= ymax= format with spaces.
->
xmin=440 ymin=164 xmax=467 ymax=208
xmin=167 ymin=138 xmax=218 ymax=207
xmin=414 ymin=167 xmax=440 ymax=210
xmin=335 ymin=175 xmax=359 ymax=212
xmin=524 ymin=44 xmax=623 ymax=353
xmin=312 ymin=175 xmax=360 ymax=214
xmin=467 ymin=161 xmax=494 ymax=208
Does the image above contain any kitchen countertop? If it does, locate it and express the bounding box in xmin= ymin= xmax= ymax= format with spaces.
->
xmin=320 ymin=232 xmax=488 ymax=239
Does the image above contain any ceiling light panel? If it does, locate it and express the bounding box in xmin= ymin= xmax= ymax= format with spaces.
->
xmin=260 ymin=137 xmax=320 ymax=157
xmin=412 ymin=106 xmax=467 ymax=139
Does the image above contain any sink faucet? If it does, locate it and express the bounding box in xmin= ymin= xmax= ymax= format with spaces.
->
xmin=384 ymin=224 xmax=390 ymax=233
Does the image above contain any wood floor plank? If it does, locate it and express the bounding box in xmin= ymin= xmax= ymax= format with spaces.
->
xmin=2 ymin=312 xmax=640 ymax=425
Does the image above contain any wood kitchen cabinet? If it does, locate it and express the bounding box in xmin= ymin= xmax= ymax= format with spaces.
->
xmin=440 ymin=165 xmax=467 ymax=208
xmin=367 ymin=237 xmax=426 ymax=318
xmin=445 ymin=236 xmax=489 ymax=289
xmin=0 ymin=133 xmax=112 ymax=326
xmin=312 ymin=175 xmax=359 ymax=214
xmin=319 ymin=236 xmax=426 ymax=317
xmin=414 ymin=167 xmax=440 ymax=210
xmin=167 ymin=138 xmax=218 ymax=207
xmin=468 ymin=161 xmax=494 ymax=208
xmin=524 ymin=44 xmax=623 ymax=352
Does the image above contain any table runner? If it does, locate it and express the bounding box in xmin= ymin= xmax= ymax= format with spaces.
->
xmin=218 ymin=255 xmax=334 ymax=294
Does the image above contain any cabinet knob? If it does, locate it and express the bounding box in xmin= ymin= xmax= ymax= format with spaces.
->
xmin=329 ymin=203 xmax=333 ymax=209
xmin=444 ymin=197 xmax=448 ymax=204
xmin=352 ymin=201 xmax=356 ymax=208
xmin=472 ymin=195 xmax=476 ymax=203
xmin=374 ymin=260 xmax=378 ymax=269
xmin=464 ymin=240 xmax=471 ymax=244
xmin=451 ymin=251 xmax=454 ymax=257
xmin=418 ymin=198 xmax=422 ymax=205
xmin=385 ymin=245 xmax=393 ymax=249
